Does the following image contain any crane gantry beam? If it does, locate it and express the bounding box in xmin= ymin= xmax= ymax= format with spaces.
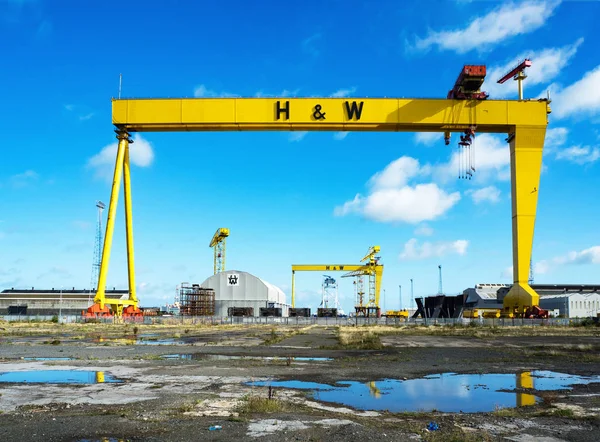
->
xmin=93 ymin=93 xmax=550 ymax=317
xmin=291 ymin=263 xmax=383 ymax=310
xmin=112 ymin=97 xmax=548 ymax=133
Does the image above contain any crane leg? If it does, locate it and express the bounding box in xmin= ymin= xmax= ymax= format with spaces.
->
xmin=503 ymin=126 xmax=545 ymax=316
xmin=95 ymin=130 xmax=128 ymax=310
xmin=123 ymin=134 xmax=138 ymax=305
xmin=291 ymin=271 xmax=296 ymax=308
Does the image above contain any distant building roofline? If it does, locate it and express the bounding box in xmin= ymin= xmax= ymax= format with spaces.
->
xmin=1 ymin=288 xmax=129 ymax=295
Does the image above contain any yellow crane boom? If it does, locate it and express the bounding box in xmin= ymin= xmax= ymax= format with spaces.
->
xmin=209 ymin=228 xmax=229 ymax=275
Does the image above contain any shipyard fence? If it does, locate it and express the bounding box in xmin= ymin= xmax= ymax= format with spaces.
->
xmin=0 ymin=314 xmax=596 ymax=327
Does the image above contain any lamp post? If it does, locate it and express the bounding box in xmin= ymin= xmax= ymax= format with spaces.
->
xmin=399 ymin=285 xmax=402 ymax=310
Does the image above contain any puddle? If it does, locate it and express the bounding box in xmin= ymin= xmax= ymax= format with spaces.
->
xmin=22 ymin=357 xmax=73 ymax=361
xmin=161 ymin=354 xmax=332 ymax=361
xmin=94 ymin=337 xmax=179 ymax=345
xmin=248 ymin=371 xmax=600 ymax=413
xmin=0 ymin=370 xmax=122 ymax=384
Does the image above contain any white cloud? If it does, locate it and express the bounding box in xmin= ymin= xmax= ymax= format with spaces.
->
xmin=87 ymin=134 xmax=155 ymax=181
xmin=302 ymin=33 xmax=322 ymax=57
xmin=414 ymin=132 xmax=441 ymax=146
xmin=545 ymin=127 xmax=568 ymax=148
xmin=288 ymin=131 xmax=308 ymax=142
xmin=414 ymin=224 xmax=434 ymax=236
xmin=333 ymin=132 xmax=349 ymax=141
xmin=411 ymin=0 xmax=560 ymax=54
xmin=434 ymin=134 xmax=510 ymax=184
xmin=334 ymin=156 xmax=460 ymax=224
xmin=504 ymin=245 xmax=600 ymax=280
xmin=484 ymin=38 xmax=583 ymax=98
xmin=467 ymin=186 xmax=501 ymax=204
xmin=9 ymin=170 xmax=39 ymax=188
xmin=554 ymin=246 xmax=600 ymax=266
xmin=255 ymin=89 xmax=299 ymax=98
xmin=330 ymin=87 xmax=357 ymax=98
xmin=502 ymin=266 xmax=513 ymax=279
xmin=335 ymin=184 xmax=460 ymax=224
xmin=533 ymin=260 xmax=550 ymax=275
xmin=555 ymin=145 xmax=600 ymax=165
xmin=549 ymin=64 xmax=600 ymax=119
xmin=399 ymin=238 xmax=469 ymax=260
xmin=193 ymin=84 xmax=239 ymax=98
xmin=368 ymin=156 xmax=425 ymax=190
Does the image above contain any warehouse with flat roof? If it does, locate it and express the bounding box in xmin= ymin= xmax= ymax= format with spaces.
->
xmin=0 ymin=288 xmax=128 ymax=316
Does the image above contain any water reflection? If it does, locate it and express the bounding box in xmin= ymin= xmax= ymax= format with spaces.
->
xmin=248 ymin=371 xmax=600 ymax=413
xmin=0 ymin=370 xmax=120 ymax=384
xmin=161 ymin=354 xmax=332 ymax=361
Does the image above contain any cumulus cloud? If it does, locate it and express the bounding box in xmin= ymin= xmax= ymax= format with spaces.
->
xmin=9 ymin=170 xmax=39 ymax=188
xmin=414 ymin=132 xmax=442 ymax=146
xmin=484 ymin=38 xmax=583 ymax=98
xmin=467 ymin=186 xmax=501 ymax=204
xmin=410 ymin=0 xmax=560 ymax=54
xmin=545 ymin=127 xmax=568 ymax=148
xmin=330 ymin=87 xmax=357 ymax=98
xmin=434 ymin=134 xmax=510 ymax=184
xmin=504 ymin=245 xmax=600 ymax=279
xmin=549 ymin=65 xmax=600 ymax=119
xmin=87 ymin=134 xmax=155 ymax=181
xmin=555 ymin=145 xmax=600 ymax=165
xmin=334 ymin=156 xmax=460 ymax=224
xmin=255 ymin=89 xmax=300 ymax=98
xmin=193 ymin=84 xmax=239 ymax=98
xmin=399 ymin=238 xmax=469 ymax=260
xmin=288 ymin=131 xmax=308 ymax=142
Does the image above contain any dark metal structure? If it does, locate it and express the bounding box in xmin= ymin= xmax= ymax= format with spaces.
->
xmin=412 ymin=294 xmax=467 ymax=319
xmin=179 ymin=284 xmax=215 ymax=316
xmin=289 ymin=308 xmax=311 ymax=317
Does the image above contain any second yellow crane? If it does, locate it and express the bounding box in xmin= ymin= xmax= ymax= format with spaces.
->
xmin=209 ymin=228 xmax=229 ymax=275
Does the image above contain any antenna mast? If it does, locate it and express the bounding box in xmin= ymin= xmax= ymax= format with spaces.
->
xmin=91 ymin=201 xmax=106 ymax=290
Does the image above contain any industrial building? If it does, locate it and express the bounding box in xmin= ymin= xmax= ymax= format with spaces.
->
xmin=199 ymin=270 xmax=289 ymax=317
xmin=464 ymin=283 xmax=600 ymax=318
xmin=0 ymin=288 xmax=129 ymax=316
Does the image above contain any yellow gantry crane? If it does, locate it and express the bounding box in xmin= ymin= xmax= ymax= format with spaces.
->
xmin=291 ymin=245 xmax=384 ymax=316
xmin=209 ymin=228 xmax=229 ymax=275
xmin=96 ymin=69 xmax=550 ymax=317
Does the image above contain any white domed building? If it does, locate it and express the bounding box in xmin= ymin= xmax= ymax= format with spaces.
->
xmin=200 ymin=270 xmax=289 ymax=317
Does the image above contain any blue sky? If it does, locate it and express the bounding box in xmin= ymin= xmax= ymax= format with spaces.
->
xmin=1 ymin=0 xmax=599 ymax=313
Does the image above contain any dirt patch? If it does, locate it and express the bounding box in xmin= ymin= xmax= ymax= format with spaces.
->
xmin=1 ymin=323 xmax=600 ymax=441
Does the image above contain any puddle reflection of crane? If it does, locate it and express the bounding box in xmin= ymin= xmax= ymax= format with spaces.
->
xmin=516 ymin=371 xmax=536 ymax=407
xmin=367 ymin=381 xmax=381 ymax=399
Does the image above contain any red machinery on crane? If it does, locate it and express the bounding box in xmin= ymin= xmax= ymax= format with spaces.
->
xmin=447 ymin=65 xmax=489 ymax=100
xmin=497 ymin=58 xmax=532 ymax=100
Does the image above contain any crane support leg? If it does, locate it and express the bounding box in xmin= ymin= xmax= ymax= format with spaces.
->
xmin=291 ymin=271 xmax=296 ymax=308
xmin=123 ymin=137 xmax=138 ymax=304
xmin=94 ymin=130 xmax=128 ymax=309
xmin=374 ymin=265 xmax=383 ymax=308
xmin=503 ymin=126 xmax=545 ymax=316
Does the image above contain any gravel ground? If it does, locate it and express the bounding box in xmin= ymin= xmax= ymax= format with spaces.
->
xmin=1 ymin=323 xmax=599 ymax=441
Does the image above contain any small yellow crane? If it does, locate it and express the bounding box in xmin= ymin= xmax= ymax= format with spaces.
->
xmin=209 ymin=228 xmax=229 ymax=275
